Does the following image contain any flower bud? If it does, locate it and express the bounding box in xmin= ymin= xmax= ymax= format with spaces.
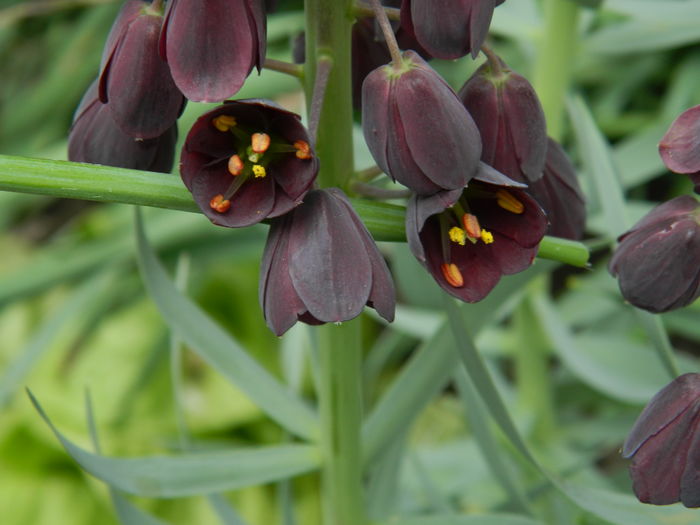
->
xmin=659 ymin=105 xmax=700 ymax=194
xmin=159 ymin=0 xmax=266 ymax=102
xmin=623 ymin=373 xmax=700 ymax=507
xmin=459 ymin=57 xmax=547 ymax=184
xmin=362 ymin=50 xmax=482 ymax=195
xmin=609 ymin=196 xmax=700 ymax=313
xmin=400 ymin=0 xmax=506 ymax=59
xmin=260 ymin=189 xmax=395 ymax=336
xmin=99 ymin=0 xmax=184 ymax=139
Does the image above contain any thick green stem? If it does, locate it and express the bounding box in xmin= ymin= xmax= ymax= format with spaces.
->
xmin=305 ymin=0 xmax=354 ymax=190
xmin=305 ymin=2 xmax=366 ymax=525
xmin=318 ymin=323 xmax=366 ymax=525
xmin=532 ymin=0 xmax=580 ymax=141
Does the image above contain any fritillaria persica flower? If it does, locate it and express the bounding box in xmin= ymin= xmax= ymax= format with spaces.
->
xmin=99 ymin=0 xmax=184 ymax=139
xmin=659 ymin=105 xmax=700 ymax=194
xmin=526 ymin=138 xmax=586 ymax=240
xmin=180 ymin=100 xmax=318 ymax=228
xmin=459 ymin=57 xmax=547 ymax=184
xmin=362 ymin=50 xmax=482 ymax=195
xmin=400 ymin=0 xmax=505 ymax=59
xmin=159 ymin=0 xmax=266 ymax=102
xmin=622 ymin=373 xmax=700 ymax=507
xmin=68 ymin=80 xmax=176 ymax=173
xmin=609 ymin=196 xmax=700 ymax=313
xmin=406 ymin=163 xmax=546 ymax=302
xmin=259 ymin=188 xmax=395 ymax=336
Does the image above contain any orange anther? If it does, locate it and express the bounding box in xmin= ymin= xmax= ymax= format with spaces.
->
xmin=251 ymin=133 xmax=271 ymax=154
xmin=462 ymin=213 xmax=482 ymax=239
xmin=294 ymin=140 xmax=312 ymax=160
xmin=209 ymin=194 xmax=231 ymax=213
xmin=441 ymin=262 xmax=464 ymax=288
xmin=228 ymin=155 xmax=244 ymax=176
xmin=496 ymin=189 xmax=524 ymax=214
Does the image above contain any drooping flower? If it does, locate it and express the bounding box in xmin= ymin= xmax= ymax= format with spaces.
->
xmin=98 ymin=0 xmax=184 ymax=139
xmin=159 ymin=0 xmax=266 ymax=102
xmin=608 ymin=196 xmax=700 ymax=313
xmin=68 ymin=80 xmax=176 ymax=173
xmin=259 ymin=188 xmax=395 ymax=336
xmin=459 ymin=56 xmax=547 ymax=184
xmin=526 ymin=138 xmax=586 ymax=240
xmin=622 ymin=373 xmax=700 ymax=507
xmin=362 ymin=50 xmax=482 ymax=195
xmin=180 ymin=100 xmax=318 ymax=228
xmin=400 ymin=0 xmax=506 ymax=59
xmin=406 ymin=163 xmax=547 ymax=302
xmin=659 ymin=105 xmax=700 ymax=194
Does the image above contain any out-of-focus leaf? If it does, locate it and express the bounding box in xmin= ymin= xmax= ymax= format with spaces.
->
xmin=29 ymin=389 xmax=321 ymax=498
xmin=134 ymin=208 xmax=319 ymax=441
xmin=379 ymin=515 xmax=544 ymax=525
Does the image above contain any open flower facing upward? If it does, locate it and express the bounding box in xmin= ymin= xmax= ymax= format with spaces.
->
xmin=259 ymin=188 xmax=395 ymax=336
xmin=180 ymin=100 xmax=318 ymax=228
xmin=400 ymin=0 xmax=506 ymax=59
xmin=623 ymin=373 xmax=700 ymax=507
xmin=459 ymin=56 xmax=547 ymax=184
xmin=99 ymin=0 xmax=184 ymax=139
xmin=159 ymin=0 xmax=266 ymax=102
xmin=69 ymin=80 xmax=176 ymax=173
xmin=406 ymin=163 xmax=546 ymax=302
xmin=609 ymin=196 xmax=700 ymax=313
xmin=362 ymin=50 xmax=482 ymax=195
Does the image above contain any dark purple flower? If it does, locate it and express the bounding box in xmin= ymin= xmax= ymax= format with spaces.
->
xmin=159 ymin=0 xmax=266 ymax=102
xmin=659 ymin=105 xmax=700 ymax=194
xmin=180 ymin=100 xmax=318 ymax=228
xmin=609 ymin=196 xmax=700 ymax=313
xmin=99 ymin=0 xmax=184 ymax=139
xmin=259 ymin=188 xmax=395 ymax=336
xmin=400 ymin=0 xmax=505 ymax=59
xmin=459 ymin=57 xmax=547 ymax=184
xmin=68 ymin=80 xmax=176 ymax=173
xmin=362 ymin=50 xmax=482 ymax=195
xmin=526 ymin=138 xmax=586 ymax=240
xmin=406 ymin=163 xmax=547 ymax=302
xmin=622 ymin=373 xmax=700 ymax=507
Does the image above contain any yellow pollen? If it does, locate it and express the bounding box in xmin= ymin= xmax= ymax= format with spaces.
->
xmin=294 ymin=140 xmax=312 ymax=160
xmin=228 ymin=154 xmax=244 ymax=176
xmin=496 ymin=190 xmax=524 ymax=214
xmin=212 ymin=115 xmax=237 ymax=132
xmin=441 ymin=263 xmax=464 ymax=288
xmin=252 ymin=164 xmax=267 ymax=178
xmin=480 ymin=229 xmax=494 ymax=244
xmin=448 ymin=227 xmax=466 ymax=245
xmin=251 ymin=133 xmax=271 ymax=154
xmin=209 ymin=194 xmax=231 ymax=213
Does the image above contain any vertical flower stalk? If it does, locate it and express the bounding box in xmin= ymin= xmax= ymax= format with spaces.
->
xmin=305 ymin=2 xmax=366 ymax=525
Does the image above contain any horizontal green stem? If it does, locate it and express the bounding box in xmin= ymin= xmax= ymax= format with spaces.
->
xmin=0 ymin=155 xmax=590 ymax=265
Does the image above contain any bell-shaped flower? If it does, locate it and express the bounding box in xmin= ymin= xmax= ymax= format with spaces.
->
xmin=406 ymin=163 xmax=547 ymax=302
xmin=180 ymin=100 xmax=318 ymax=228
xmin=526 ymin=138 xmax=586 ymax=240
xmin=622 ymin=373 xmax=700 ymax=507
xmin=400 ymin=0 xmax=505 ymax=59
xmin=259 ymin=188 xmax=395 ymax=336
xmin=362 ymin=50 xmax=482 ymax=195
xmin=68 ymin=80 xmax=176 ymax=173
xmin=659 ymin=105 xmax=700 ymax=194
xmin=159 ymin=0 xmax=266 ymax=102
xmin=98 ymin=0 xmax=184 ymax=139
xmin=459 ymin=57 xmax=547 ymax=184
xmin=609 ymin=196 xmax=700 ymax=313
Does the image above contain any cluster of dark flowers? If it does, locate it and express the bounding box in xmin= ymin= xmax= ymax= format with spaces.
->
xmin=68 ymin=0 xmax=586 ymax=337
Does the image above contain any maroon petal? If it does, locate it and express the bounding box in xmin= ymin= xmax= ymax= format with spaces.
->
xmin=660 ymin=105 xmax=700 ymax=174
xmin=288 ymin=190 xmax=373 ymax=323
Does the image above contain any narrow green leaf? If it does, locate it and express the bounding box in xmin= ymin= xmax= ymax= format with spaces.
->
xmin=134 ymin=208 xmax=319 ymax=441
xmin=29 ymin=390 xmax=321 ymax=498
xmin=208 ymin=494 xmax=250 ymax=525
xmin=379 ymin=515 xmax=544 ymax=525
